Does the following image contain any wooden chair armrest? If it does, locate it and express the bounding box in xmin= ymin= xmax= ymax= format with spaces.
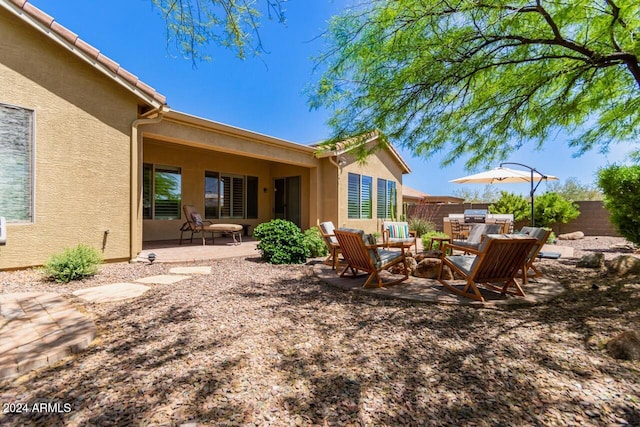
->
xmin=443 ymin=241 xmax=481 ymax=255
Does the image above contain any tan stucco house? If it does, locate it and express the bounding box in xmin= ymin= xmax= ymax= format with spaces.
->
xmin=0 ymin=0 xmax=410 ymax=270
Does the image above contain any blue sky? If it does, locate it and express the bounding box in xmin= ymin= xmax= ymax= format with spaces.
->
xmin=30 ymin=0 xmax=633 ymax=197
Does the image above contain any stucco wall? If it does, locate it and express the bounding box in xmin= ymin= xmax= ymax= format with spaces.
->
xmin=0 ymin=9 xmax=138 ymax=269
xmin=408 ymin=201 xmax=619 ymax=236
xmin=337 ymin=147 xmax=405 ymax=234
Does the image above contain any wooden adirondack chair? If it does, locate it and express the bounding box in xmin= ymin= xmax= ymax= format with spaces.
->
xmin=519 ymin=227 xmax=553 ymax=284
xmin=334 ymin=228 xmax=409 ymax=288
xmin=319 ymin=221 xmax=341 ymax=270
xmin=438 ymin=235 xmax=537 ymax=302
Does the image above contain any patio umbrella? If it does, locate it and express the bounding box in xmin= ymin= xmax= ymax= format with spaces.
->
xmin=450 ymin=163 xmax=558 ymax=226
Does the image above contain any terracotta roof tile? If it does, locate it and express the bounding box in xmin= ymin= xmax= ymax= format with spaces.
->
xmin=74 ymin=38 xmax=100 ymax=59
xmin=22 ymin=2 xmax=52 ymax=26
xmin=8 ymin=0 xmax=167 ymax=107
xmin=8 ymin=0 xmax=27 ymax=8
xmin=97 ymin=53 xmax=120 ymax=74
xmin=50 ymin=21 xmax=78 ymax=44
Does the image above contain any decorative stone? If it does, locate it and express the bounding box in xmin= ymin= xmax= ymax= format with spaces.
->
xmin=576 ymin=252 xmax=605 ymax=269
xmin=607 ymin=330 xmax=640 ymax=361
xmin=388 ymin=257 xmax=417 ymax=275
xmin=607 ymin=255 xmax=640 ymax=276
xmin=413 ymin=258 xmax=452 ymax=280
xmin=558 ymin=231 xmax=585 ymax=240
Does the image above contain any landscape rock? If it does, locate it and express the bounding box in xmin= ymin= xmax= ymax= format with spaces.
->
xmin=576 ymin=252 xmax=605 ymax=269
xmin=558 ymin=231 xmax=585 ymax=240
xmin=388 ymin=256 xmax=417 ymax=275
xmin=415 ymin=250 xmax=442 ymax=261
xmin=607 ymin=255 xmax=640 ymax=276
xmin=606 ymin=330 xmax=640 ymax=361
xmin=413 ymin=258 xmax=452 ymax=280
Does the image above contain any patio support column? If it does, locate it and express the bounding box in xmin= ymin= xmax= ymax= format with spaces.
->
xmin=130 ymin=108 xmax=167 ymax=261
xmin=309 ymin=167 xmax=320 ymax=228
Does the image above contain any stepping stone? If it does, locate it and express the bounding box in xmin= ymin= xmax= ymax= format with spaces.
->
xmin=72 ymin=283 xmax=150 ymax=303
xmin=135 ymin=275 xmax=191 ymax=285
xmin=169 ymin=266 xmax=212 ymax=275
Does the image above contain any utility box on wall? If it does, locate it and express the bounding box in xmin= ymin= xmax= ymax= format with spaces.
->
xmin=0 ymin=217 xmax=6 ymax=245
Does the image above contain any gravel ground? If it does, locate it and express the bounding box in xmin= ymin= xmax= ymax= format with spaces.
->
xmin=0 ymin=239 xmax=639 ymax=426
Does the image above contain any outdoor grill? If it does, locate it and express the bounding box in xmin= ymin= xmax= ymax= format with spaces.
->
xmin=464 ymin=209 xmax=488 ymax=223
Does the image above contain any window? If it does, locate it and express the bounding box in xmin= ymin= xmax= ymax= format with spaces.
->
xmin=348 ymin=173 xmax=372 ymax=219
xmin=204 ymin=172 xmax=258 ymax=219
xmin=143 ymin=164 xmax=182 ymax=220
xmin=0 ymin=103 xmax=34 ymax=223
xmin=377 ymin=179 xmax=397 ymax=219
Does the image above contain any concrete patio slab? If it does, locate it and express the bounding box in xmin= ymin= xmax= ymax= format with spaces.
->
xmin=72 ymin=283 xmax=151 ymax=303
xmin=135 ymin=275 xmax=191 ymax=285
xmin=169 ymin=266 xmax=212 ymax=275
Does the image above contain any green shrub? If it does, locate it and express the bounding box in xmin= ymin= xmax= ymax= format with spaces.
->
xmin=533 ymin=192 xmax=580 ymax=228
xmin=597 ymin=165 xmax=640 ymax=245
xmin=421 ymin=230 xmax=449 ymax=250
xmin=253 ymin=219 xmax=310 ymax=264
xmin=43 ymin=244 xmax=103 ymax=283
xmin=303 ymin=227 xmax=328 ymax=258
xmin=408 ymin=217 xmax=435 ymax=237
xmin=546 ymin=230 xmax=556 ymax=244
xmin=489 ymin=191 xmax=530 ymax=222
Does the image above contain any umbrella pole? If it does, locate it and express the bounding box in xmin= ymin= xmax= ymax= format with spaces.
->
xmin=500 ymin=162 xmax=551 ymax=227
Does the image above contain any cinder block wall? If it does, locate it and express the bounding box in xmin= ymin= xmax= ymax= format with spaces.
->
xmin=407 ymin=201 xmax=618 ymax=236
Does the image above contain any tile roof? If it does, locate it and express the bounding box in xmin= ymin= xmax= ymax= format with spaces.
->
xmin=5 ymin=0 xmax=167 ymax=106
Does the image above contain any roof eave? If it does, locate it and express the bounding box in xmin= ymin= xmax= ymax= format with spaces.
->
xmin=3 ymin=0 xmax=166 ymax=109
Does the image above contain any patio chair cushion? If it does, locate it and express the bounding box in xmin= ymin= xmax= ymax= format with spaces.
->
xmin=319 ymin=221 xmax=338 ymax=244
xmin=191 ymin=213 xmax=203 ymax=227
xmin=339 ymin=227 xmax=381 ymax=265
xmin=387 ymin=223 xmax=410 ymax=239
xmin=446 ymin=255 xmax=475 ymax=275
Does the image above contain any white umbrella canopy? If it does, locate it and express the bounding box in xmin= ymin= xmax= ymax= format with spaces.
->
xmin=450 ymin=164 xmax=559 ymax=226
xmin=450 ymin=167 xmax=558 ymax=184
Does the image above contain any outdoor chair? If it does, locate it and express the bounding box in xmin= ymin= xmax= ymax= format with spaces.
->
xmin=519 ymin=226 xmax=552 ymax=284
xmin=449 ymin=219 xmax=471 ymax=241
xmin=180 ymin=205 xmax=243 ymax=246
xmin=319 ymin=221 xmax=341 ymax=270
xmin=334 ymin=228 xmax=409 ymax=288
xmin=180 ymin=205 xmax=215 ymax=245
xmin=452 ymin=223 xmax=502 ymax=252
xmin=382 ymin=221 xmax=418 ymax=254
xmin=438 ymin=234 xmax=537 ymax=302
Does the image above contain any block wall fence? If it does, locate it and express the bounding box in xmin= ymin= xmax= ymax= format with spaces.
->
xmin=406 ymin=201 xmax=618 ymax=237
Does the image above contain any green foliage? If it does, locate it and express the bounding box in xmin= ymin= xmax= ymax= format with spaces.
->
xmin=253 ymin=219 xmax=310 ymax=264
xmin=43 ymin=244 xmax=103 ymax=283
xmin=421 ymin=231 xmax=449 ymax=250
xmin=303 ymin=227 xmax=329 ymax=258
xmin=489 ymin=191 xmax=531 ymax=222
xmin=546 ymin=230 xmax=557 ymax=244
xmin=597 ymin=165 xmax=640 ymax=245
xmin=533 ymin=192 xmax=581 ymax=228
xmin=546 ymin=177 xmax=603 ymax=201
xmin=452 ymin=186 xmax=500 ymax=203
xmin=408 ymin=217 xmax=435 ymax=237
xmin=150 ymin=0 xmax=286 ymax=61
xmin=311 ymin=0 xmax=640 ymax=169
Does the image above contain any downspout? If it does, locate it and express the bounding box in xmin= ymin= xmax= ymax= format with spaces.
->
xmin=130 ymin=106 xmax=168 ymax=261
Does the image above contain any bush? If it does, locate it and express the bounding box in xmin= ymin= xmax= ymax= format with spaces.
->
xmin=489 ymin=191 xmax=530 ymax=222
xmin=408 ymin=217 xmax=435 ymax=237
xmin=597 ymin=165 xmax=640 ymax=245
xmin=533 ymin=192 xmax=580 ymax=228
xmin=43 ymin=244 xmax=103 ymax=283
xmin=253 ymin=219 xmax=310 ymax=264
xmin=303 ymin=227 xmax=328 ymax=258
xmin=421 ymin=230 xmax=449 ymax=250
